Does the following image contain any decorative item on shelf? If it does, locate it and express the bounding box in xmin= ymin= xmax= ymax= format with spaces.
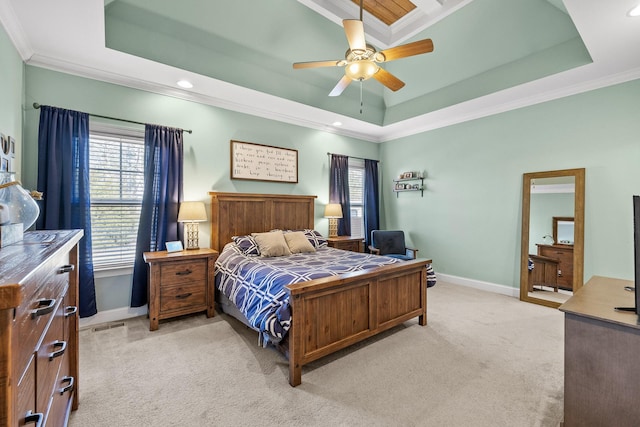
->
xmin=542 ymin=234 xmax=555 ymax=245
xmin=324 ymin=203 xmax=343 ymax=238
xmin=0 ymin=172 xmax=41 ymax=247
xmin=178 ymin=201 xmax=207 ymax=250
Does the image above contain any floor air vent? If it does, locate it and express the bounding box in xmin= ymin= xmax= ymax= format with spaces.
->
xmin=92 ymin=321 xmax=125 ymax=332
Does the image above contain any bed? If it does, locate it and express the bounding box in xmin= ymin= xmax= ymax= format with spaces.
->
xmin=209 ymin=192 xmax=433 ymax=386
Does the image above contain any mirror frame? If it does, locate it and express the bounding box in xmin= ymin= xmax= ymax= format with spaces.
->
xmin=553 ymin=216 xmax=574 ymax=244
xmin=520 ymin=168 xmax=585 ymax=308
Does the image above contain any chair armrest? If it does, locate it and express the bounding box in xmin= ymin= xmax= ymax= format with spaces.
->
xmin=368 ymin=245 xmax=380 ymax=255
xmin=405 ymin=248 xmax=418 ymax=259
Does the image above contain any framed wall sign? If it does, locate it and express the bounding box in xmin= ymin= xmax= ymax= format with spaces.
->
xmin=230 ymin=140 xmax=298 ymax=183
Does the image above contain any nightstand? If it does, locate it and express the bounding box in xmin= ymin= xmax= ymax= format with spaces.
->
xmin=143 ymin=248 xmax=218 ymax=331
xmin=326 ymin=236 xmax=364 ymax=253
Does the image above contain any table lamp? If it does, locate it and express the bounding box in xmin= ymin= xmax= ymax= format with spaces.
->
xmin=324 ymin=203 xmax=343 ymax=238
xmin=178 ymin=201 xmax=207 ymax=249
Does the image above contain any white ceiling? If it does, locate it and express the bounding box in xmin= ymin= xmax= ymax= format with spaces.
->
xmin=1 ymin=0 xmax=639 ymax=142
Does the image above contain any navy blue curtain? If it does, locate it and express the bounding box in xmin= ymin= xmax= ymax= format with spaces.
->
xmin=329 ymin=154 xmax=351 ymax=236
xmin=36 ymin=106 xmax=97 ymax=318
xmin=364 ymin=159 xmax=380 ymax=248
xmin=131 ymin=125 xmax=183 ymax=307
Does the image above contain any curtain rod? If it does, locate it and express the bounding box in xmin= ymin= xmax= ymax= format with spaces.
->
xmin=32 ymin=103 xmax=193 ymax=134
xmin=327 ymin=152 xmax=379 ymax=162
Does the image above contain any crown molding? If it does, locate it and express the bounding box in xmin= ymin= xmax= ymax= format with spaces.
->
xmin=0 ymin=1 xmax=33 ymax=61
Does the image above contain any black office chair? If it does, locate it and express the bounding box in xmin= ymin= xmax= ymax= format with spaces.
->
xmin=368 ymin=230 xmax=418 ymax=261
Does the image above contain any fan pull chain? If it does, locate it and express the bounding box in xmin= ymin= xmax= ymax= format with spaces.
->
xmin=360 ymin=80 xmax=364 ymax=114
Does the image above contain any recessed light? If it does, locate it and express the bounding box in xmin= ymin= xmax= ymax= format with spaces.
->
xmin=176 ymin=80 xmax=193 ymax=88
xmin=629 ymin=4 xmax=640 ymax=16
xmin=332 ymin=121 xmax=342 ymax=126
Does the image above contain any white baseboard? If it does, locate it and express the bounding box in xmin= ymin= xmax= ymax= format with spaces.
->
xmin=79 ymin=305 xmax=148 ymax=330
xmin=436 ymin=273 xmax=520 ymax=298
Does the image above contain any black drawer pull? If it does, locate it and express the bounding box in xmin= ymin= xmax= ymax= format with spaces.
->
xmin=31 ymin=298 xmax=56 ymax=319
xmin=175 ymin=292 xmax=192 ymax=299
xmin=65 ymin=306 xmax=78 ymax=318
xmin=49 ymin=340 xmax=67 ymax=361
xmin=175 ymin=269 xmax=192 ymax=276
xmin=59 ymin=376 xmax=75 ymax=395
xmin=24 ymin=411 xmax=43 ymax=427
xmin=58 ymin=264 xmax=75 ymax=274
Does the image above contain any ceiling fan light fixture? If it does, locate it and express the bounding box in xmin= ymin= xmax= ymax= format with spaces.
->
xmin=345 ymin=60 xmax=378 ymax=81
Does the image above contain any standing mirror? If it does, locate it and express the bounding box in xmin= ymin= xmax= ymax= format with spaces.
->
xmin=520 ymin=168 xmax=585 ymax=308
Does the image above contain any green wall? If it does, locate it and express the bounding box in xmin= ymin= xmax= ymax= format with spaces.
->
xmin=9 ymin=49 xmax=640 ymax=314
xmin=0 ymin=25 xmax=24 ymax=177
xmin=380 ymin=78 xmax=640 ymax=288
xmin=22 ymin=66 xmax=380 ymax=312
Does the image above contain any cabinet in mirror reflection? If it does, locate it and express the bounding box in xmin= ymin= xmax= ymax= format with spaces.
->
xmin=520 ymin=169 xmax=585 ymax=308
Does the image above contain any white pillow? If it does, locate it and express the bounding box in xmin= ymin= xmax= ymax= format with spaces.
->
xmin=251 ymin=230 xmax=292 ymax=257
xmin=284 ymin=231 xmax=316 ymax=254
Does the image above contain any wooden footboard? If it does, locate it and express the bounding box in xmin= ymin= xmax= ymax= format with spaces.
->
xmin=286 ymin=258 xmax=430 ymax=386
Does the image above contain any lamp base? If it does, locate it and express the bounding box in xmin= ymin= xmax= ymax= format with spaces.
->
xmin=184 ymin=222 xmax=200 ymax=250
xmin=328 ymin=218 xmax=338 ymax=238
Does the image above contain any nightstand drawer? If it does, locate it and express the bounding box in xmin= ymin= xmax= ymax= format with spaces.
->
xmin=160 ymin=259 xmax=206 ymax=285
xmin=160 ymin=281 xmax=206 ymax=312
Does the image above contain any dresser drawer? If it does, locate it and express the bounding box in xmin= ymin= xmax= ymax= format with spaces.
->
xmin=14 ymin=262 xmax=70 ymax=381
xmin=16 ymin=355 xmax=36 ymax=427
xmin=160 ymin=281 xmax=206 ymax=312
xmin=160 ymin=259 xmax=206 ymax=285
xmin=36 ymin=297 xmax=66 ymax=416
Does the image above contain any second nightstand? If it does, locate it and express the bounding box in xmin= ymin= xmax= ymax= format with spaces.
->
xmin=143 ymin=248 xmax=218 ymax=331
xmin=326 ymin=236 xmax=364 ymax=253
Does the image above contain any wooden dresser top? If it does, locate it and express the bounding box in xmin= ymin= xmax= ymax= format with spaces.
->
xmin=0 ymin=229 xmax=83 ymax=309
xmin=559 ymin=275 xmax=639 ymax=329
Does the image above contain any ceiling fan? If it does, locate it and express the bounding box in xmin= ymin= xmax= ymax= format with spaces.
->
xmin=292 ymin=0 xmax=434 ymax=97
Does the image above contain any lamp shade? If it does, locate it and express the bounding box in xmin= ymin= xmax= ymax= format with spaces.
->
xmin=178 ymin=201 xmax=207 ymax=222
xmin=324 ymin=203 xmax=343 ymax=218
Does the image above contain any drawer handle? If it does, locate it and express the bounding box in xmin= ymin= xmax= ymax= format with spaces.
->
xmin=176 ymin=292 xmax=193 ymax=299
xmin=49 ymin=340 xmax=67 ymax=361
xmin=58 ymin=264 xmax=75 ymax=274
xmin=24 ymin=411 xmax=43 ymax=427
xmin=65 ymin=306 xmax=78 ymax=318
xmin=31 ymin=298 xmax=56 ymax=319
xmin=59 ymin=376 xmax=75 ymax=395
xmin=175 ymin=269 xmax=192 ymax=276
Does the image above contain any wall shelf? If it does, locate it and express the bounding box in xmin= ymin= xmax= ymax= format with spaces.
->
xmin=393 ymin=174 xmax=424 ymax=197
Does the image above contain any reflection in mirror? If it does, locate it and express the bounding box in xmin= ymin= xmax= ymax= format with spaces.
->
xmin=520 ymin=169 xmax=585 ymax=308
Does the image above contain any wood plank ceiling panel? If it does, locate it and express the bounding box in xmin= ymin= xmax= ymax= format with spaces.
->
xmin=351 ymin=0 xmax=417 ymax=26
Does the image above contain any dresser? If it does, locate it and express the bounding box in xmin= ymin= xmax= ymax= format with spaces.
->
xmin=536 ymin=244 xmax=574 ymax=291
xmin=326 ymin=236 xmax=364 ymax=253
xmin=559 ymin=276 xmax=640 ymax=426
xmin=143 ymin=248 xmax=218 ymax=331
xmin=0 ymin=229 xmax=83 ymax=427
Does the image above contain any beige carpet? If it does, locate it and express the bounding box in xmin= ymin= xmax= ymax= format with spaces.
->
xmin=69 ymin=282 xmax=564 ymax=427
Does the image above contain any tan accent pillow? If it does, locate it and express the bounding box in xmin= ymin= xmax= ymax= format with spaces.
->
xmin=284 ymin=231 xmax=316 ymax=254
xmin=251 ymin=230 xmax=292 ymax=257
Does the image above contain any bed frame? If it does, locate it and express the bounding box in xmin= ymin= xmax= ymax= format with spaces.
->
xmin=209 ymin=192 xmax=430 ymax=386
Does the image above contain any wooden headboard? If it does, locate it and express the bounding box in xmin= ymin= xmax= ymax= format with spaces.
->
xmin=208 ymin=192 xmax=317 ymax=252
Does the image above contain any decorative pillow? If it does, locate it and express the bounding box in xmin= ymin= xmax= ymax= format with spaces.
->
xmin=302 ymin=229 xmax=328 ymax=248
xmin=251 ymin=230 xmax=292 ymax=257
xmin=232 ymin=235 xmax=260 ymax=256
xmin=284 ymin=231 xmax=316 ymax=254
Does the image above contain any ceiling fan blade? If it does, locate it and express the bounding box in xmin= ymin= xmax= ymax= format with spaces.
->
xmin=378 ymin=39 xmax=434 ymax=62
xmin=329 ymin=75 xmax=352 ymax=97
xmin=343 ymin=19 xmax=366 ymax=52
xmin=293 ymin=60 xmax=342 ymax=69
xmin=372 ymin=68 xmax=405 ymax=91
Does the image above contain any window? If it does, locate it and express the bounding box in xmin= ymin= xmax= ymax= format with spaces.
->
xmin=89 ymin=127 xmax=145 ymax=270
xmin=348 ymin=158 xmax=365 ymax=238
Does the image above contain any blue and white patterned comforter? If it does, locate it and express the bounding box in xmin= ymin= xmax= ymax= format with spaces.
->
xmin=214 ymin=243 xmax=408 ymax=345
